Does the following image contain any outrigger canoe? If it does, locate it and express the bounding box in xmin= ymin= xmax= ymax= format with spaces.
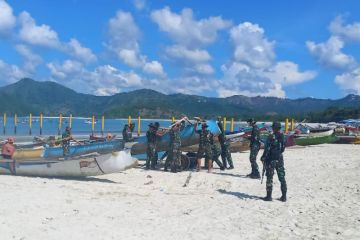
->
xmin=9 ymin=139 xmax=124 ymax=160
xmin=0 ymin=150 xmax=137 ymax=177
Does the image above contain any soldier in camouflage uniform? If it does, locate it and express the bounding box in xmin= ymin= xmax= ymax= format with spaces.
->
xmin=195 ymin=121 xmax=213 ymax=173
xmin=61 ymin=126 xmax=72 ymax=157
xmin=217 ymin=117 xmax=234 ymax=169
xmin=247 ymin=118 xmax=261 ymax=178
xmin=261 ymin=121 xmax=287 ymax=202
xmin=146 ymin=123 xmax=157 ymax=170
xmin=165 ymin=123 xmax=182 ymax=173
xmin=209 ymin=132 xmax=225 ymax=170
xmin=122 ymin=124 xmax=129 ymax=142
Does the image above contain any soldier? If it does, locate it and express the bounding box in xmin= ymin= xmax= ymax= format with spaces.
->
xmin=261 ymin=121 xmax=287 ymax=202
xmin=217 ymin=116 xmax=234 ymax=169
xmin=165 ymin=123 xmax=182 ymax=173
xmin=146 ymin=123 xmax=157 ymax=170
xmin=195 ymin=121 xmax=213 ymax=173
xmin=122 ymin=124 xmax=129 ymax=142
xmin=209 ymin=132 xmax=225 ymax=170
xmin=247 ymin=118 xmax=261 ymax=179
xmin=61 ymin=126 xmax=72 ymax=156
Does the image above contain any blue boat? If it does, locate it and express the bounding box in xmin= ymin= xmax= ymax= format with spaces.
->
xmin=43 ymin=139 xmax=124 ymax=159
xmin=130 ymin=120 xmax=220 ymax=156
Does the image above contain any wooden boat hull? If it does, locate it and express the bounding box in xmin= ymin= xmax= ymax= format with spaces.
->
xmin=0 ymin=150 xmax=137 ymax=177
xmin=294 ymin=134 xmax=338 ymax=146
xmin=336 ymin=135 xmax=360 ymax=144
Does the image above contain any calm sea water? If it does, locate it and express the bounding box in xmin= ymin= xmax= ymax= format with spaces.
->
xmin=0 ymin=117 xmax=245 ymax=137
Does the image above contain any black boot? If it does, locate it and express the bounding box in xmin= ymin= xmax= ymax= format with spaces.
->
xmin=263 ymin=189 xmax=272 ymax=201
xmin=279 ymin=185 xmax=287 ymax=202
xmin=250 ymin=170 xmax=261 ymax=179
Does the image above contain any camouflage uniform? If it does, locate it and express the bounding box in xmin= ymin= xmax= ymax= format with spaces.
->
xmin=61 ymin=130 xmax=71 ymax=156
xmin=261 ymin=131 xmax=287 ymax=201
xmin=217 ymin=122 xmax=234 ymax=169
xmin=196 ymin=128 xmax=212 ymax=163
xmin=146 ymin=128 xmax=157 ymax=169
xmin=167 ymin=127 xmax=181 ymax=172
xmin=249 ymin=125 xmax=261 ymax=176
xmin=122 ymin=125 xmax=133 ymax=142
xmin=209 ymin=133 xmax=225 ymax=170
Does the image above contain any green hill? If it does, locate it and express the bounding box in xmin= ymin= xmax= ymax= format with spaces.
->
xmin=0 ymin=78 xmax=359 ymax=122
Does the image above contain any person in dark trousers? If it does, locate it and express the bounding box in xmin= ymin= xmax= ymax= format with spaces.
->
xmin=261 ymin=121 xmax=287 ymax=202
xmin=247 ymin=118 xmax=261 ymax=178
xmin=195 ymin=121 xmax=213 ymax=173
xmin=217 ymin=116 xmax=234 ymax=169
xmin=61 ymin=126 xmax=72 ymax=157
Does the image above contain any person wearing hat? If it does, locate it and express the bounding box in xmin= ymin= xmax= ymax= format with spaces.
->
xmin=2 ymin=138 xmax=16 ymax=159
xmin=260 ymin=121 xmax=287 ymax=202
xmin=195 ymin=121 xmax=213 ymax=173
xmin=165 ymin=123 xmax=183 ymax=173
xmin=247 ymin=118 xmax=261 ymax=178
xmin=217 ymin=116 xmax=234 ymax=169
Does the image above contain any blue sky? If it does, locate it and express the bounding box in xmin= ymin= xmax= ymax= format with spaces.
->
xmin=0 ymin=0 xmax=359 ymax=99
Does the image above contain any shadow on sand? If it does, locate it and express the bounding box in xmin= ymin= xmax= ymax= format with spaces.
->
xmin=212 ymin=172 xmax=249 ymax=178
xmin=217 ymin=189 xmax=262 ymax=200
xmin=19 ymin=175 xmax=118 ymax=184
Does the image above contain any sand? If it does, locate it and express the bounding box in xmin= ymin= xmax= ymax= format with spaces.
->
xmin=0 ymin=144 xmax=359 ymax=240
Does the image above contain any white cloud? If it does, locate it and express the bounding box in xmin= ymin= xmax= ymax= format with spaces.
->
xmin=219 ymin=22 xmax=316 ymax=98
xmin=143 ymin=61 xmax=165 ymax=76
xmin=230 ymin=22 xmax=275 ymax=69
xmin=306 ymin=36 xmax=357 ymax=70
xmin=0 ymin=0 xmax=16 ymax=36
xmin=164 ymin=45 xmax=211 ymax=62
xmin=64 ymin=38 xmax=97 ymax=64
xmin=106 ymin=10 xmax=164 ymax=76
xmin=265 ymin=61 xmax=317 ymax=85
xmin=219 ymin=62 xmax=285 ymax=97
xmin=15 ymin=44 xmax=43 ymax=72
xmin=134 ymin=0 xmax=146 ymax=10
xmin=0 ymin=59 xmax=27 ymax=84
xmin=47 ymin=60 xmax=83 ymax=79
xmin=151 ymin=7 xmax=231 ymax=47
xmin=335 ymin=67 xmax=360 ymax=94
xmin=95 ymin=87 xmax=120 ymax=96
xmin=329 ymin=15 xmax=360 ymax=42
xmin=18 ymin=11 xmax=60 ymax=48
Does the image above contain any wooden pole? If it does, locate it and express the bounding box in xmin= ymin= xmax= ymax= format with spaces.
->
xmin=101 ymin=114 xmax=105 ymax=135
xmin=230 ymin=118 xmax=234 ymax=132
xmin=69 ymin=113 xmax=73 ymax=129
xmin=137 ymin=116 xmax=141 ymax=136
xmin=91 ymin=114 xmax=95 ymax=134
xmin=40 ymin=113 xmax=43 ymax=135
xmin=128 ymin=115 xmax=131 ymax=125
xmin=291 ymin=118 xmax=295 ymax=131
xmin=58 ymin=113 xmax=62 ymax=135
xmin=14 ymin=114 xmax=17 ymax=135
xmin=3 ymin=113 xmax=6 ymax=135
xmin=29 ymin=113 xmax=32 ymax=135
xmin=285 ymin=118 xmax=289 ymax=134
xmin=223 ymin=117 xmax=227 ymax=131
xmin=172 ymin=116 xmax=175 ymax=123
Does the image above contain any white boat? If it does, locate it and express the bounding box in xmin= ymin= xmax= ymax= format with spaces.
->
xmin=0 ymin=150 xmax=137 ymax=177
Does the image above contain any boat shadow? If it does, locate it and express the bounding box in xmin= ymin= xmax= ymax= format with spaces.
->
xmin=20 ymin=175 xmax=118 ymax=183
xmin=217 ymin=189 xmax=262 ymax=200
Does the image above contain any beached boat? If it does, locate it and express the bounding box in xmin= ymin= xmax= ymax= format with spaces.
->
xmin=336 ymin=135 xmax=360 ymax=144
xmin=0 ymin=150 xmax=137 ymax=177
xmin=294 ymin=134 xmax=337 ymax=146
xmin=5 ymin=139 xmax=124 ymax=161
xmin=130 ymin=120 xmax=221 ymax=156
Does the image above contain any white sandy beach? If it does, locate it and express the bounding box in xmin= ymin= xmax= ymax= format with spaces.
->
xmin=0 ymin=144 xmax=359 ymax=240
